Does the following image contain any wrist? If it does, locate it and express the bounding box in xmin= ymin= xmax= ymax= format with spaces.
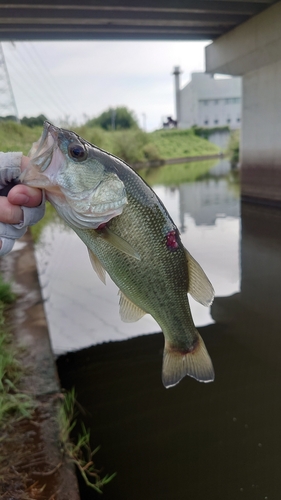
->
xmin=20 ymin=155 xmax=29 ymax=172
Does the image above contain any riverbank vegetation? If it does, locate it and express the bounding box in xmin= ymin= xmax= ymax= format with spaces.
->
xmin=0 ymin=119 xmax=220 ymax=165
xmin=59 ymin=389 xmax=116 ymax=493
xmin=0 ymin=275 xmax=34 ymax=424
xmin=227 ymin=129 xmax=240 ymax=167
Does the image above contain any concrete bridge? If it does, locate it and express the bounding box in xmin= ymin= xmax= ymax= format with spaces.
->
xmin=2 ymin=0 xmax=281 ymax=204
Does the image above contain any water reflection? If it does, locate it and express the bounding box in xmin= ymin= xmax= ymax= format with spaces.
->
xmin=35 ymin=159 xmax=240 ymax=354
xmin=57 ymin=200 xmax=281 ymax=500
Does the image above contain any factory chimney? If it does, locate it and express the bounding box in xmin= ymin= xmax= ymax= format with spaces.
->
xmin=172 ymin=66 xmax=182 ymax=126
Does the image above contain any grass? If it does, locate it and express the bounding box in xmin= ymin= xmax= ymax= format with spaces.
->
xmin=149 ymin=128 xmax=220 ymax=159
xmin=0 ymin=121 xmax=42 ymax=155
xmin=58 ymin=389 xmax=116 ymax=494
xmin=0 ymin=277 xmax=35 ymax=425
xmin=0 ymin=121 xmax=220 ymax=165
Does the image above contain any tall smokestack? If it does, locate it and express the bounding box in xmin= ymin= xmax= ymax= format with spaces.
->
xmin=172 ymin=66 xmax=181 ymax=126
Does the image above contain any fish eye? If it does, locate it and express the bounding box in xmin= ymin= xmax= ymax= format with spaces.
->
xmin=68 ymin=143 xmax=88 ymax=162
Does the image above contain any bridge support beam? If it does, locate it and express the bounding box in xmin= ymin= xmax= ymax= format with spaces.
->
xmin=206 ymin=1 xmax=281 ymax=204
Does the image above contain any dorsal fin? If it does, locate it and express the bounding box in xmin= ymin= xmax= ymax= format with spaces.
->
xmin=185 ymin=249 xmax=215 ymax=307
xmin=118 ymin=290 xmax=146 ymax=323
xmin=88 ymin=248 xmax=106 ymax=284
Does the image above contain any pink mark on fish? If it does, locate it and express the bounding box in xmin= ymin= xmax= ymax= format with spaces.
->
xmin=165 ymin=230 xmax=179 ymax=250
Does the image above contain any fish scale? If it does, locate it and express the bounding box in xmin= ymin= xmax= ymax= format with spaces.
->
xmin=22 ymin=121 xmax=215 ymax=388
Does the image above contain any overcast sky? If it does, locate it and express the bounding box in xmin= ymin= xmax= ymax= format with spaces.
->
xmin=2 ymin=40 xmax=210 ymax=131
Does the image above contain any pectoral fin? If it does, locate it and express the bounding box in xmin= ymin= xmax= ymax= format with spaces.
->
xmin=88 ymin=248 xmax=106 ymax=284
xmin=98 ymin=227 xmax=140 ymax=260
xmin=118 ymin=290 xmax=146 ymax=322
xmin=185 ymin=249 xmax=215 ymax=306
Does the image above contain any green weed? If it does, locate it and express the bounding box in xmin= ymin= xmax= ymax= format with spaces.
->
xmin=58 ymin=389 xmax=116 ymax=494
xmin=0 ymin=282 xmax=35 ymax=425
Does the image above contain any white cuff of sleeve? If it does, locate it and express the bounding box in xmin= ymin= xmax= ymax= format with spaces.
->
xmin=0 ymin=237 xmax=16 ymax=256
xmin=0 ymin=152 xmax=22 ymax=169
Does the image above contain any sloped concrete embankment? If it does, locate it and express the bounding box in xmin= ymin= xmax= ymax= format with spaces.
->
xmin=0 ymin=229 xmax=80 ymax=500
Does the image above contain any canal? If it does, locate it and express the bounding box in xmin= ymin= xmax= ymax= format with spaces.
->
xmin=35 ymin=158 xmax=280 ymax=499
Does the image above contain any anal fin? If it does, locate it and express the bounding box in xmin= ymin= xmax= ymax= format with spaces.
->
xmin=162 ymin=334 xmax=214 ymax=389
xmin=185 ymin=249 xmax=215 ymax=307
xmin=118 ymin=290 xmax=146 ymax=323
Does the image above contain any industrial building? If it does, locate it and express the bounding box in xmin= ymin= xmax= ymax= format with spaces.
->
xmin=173 ymin=69 xmax=242 ymax=130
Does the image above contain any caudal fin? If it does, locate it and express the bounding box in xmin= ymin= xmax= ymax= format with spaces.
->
xmin=162 ymin=334 xmax=214 ymax=389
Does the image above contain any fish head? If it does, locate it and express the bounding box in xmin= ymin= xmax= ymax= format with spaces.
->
xmin=21 ymin=121 xmax=127 ymax=228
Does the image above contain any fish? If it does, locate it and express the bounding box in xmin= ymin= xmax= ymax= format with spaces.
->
xmin=21 ymin=121 xmax=215 ymax=388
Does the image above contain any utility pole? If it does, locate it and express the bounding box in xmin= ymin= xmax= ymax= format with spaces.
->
xmin=0 ymin=43 xmax=19 ymax=122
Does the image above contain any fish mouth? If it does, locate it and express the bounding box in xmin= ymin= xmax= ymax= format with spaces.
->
xmin=20 ymin=121 xmax=61 ymax=189
xmin=29 ymin=121 xmax=57 ymax=171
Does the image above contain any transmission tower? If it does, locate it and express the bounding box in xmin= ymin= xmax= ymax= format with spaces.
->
xmin=0 ymin=43 xmax=19 ymax=121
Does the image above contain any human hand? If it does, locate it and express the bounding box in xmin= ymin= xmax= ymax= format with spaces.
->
xmin=0 ymin=154 xmax=45 ymax=256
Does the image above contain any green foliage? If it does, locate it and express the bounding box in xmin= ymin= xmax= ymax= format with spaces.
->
xmin=192 ymin=125 xmax=230 ymax=140
xmin=58 ymin=389 xmax=116 ymax=493
xmin=74 ymin=126 xmax=159 ymax=164
xmin=149 ymin=128 xmax=219 ymax=159
xmin=0 ymin=275 xmax=15 ymax=304
xmin=0 ymin=121 xmax=42 ymax=155
xmin=21 ymin=114 xmax=48 ymax=128
xmin=227 ymin=129 xmax=240 ymax=166
xmin=0 ymin=289 xmax=34 ymax=424
xmin=0 ymin=115 xmax=18 ymax=122
xmin=87 ymin=106 xmax=139 ymax=130
xmin=110 ymin=129 xmax=149 ymax=163
xmin=74 ymin=125 xmax=107 ymax=149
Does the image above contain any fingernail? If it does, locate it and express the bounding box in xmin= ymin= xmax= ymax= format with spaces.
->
xmin=15 ymin=194 xmax=30 ymax=205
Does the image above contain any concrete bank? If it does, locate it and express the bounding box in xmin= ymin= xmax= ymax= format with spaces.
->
xmin=0 ymin=229 xmax=80 ymax=500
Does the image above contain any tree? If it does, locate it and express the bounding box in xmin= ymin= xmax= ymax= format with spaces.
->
xmin=87 ymin=106 xmax=139 ymax=130
xmin=21 ymin=114 xmax=48 ymax=128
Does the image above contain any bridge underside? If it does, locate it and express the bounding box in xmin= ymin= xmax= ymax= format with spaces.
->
xmin=2 ymin=1 xmax=281 ymax=205
xmin=0 ymin=1 xmax=277 ymax=41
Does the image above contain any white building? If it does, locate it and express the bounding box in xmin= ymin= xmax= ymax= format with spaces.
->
xmin=175 ymin=71 xmax=242 ymax=130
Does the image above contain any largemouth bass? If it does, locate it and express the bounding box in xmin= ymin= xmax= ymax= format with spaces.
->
xmin=22 ymin=121 xmax=215 ymax=388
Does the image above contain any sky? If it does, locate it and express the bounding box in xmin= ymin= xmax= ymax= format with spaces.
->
xmin=2 ymin=40 xmax=210 ymax=131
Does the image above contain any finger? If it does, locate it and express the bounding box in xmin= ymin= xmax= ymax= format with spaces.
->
xmin=0 ymin=197 xmax=23 ymax=224
xmin=8 ymin=184 xmax=42 ymax=208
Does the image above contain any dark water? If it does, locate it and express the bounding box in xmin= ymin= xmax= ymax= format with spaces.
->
xmin=37 ymin=159 xmax=281 ymax=499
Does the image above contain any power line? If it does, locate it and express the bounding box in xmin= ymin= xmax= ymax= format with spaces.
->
xmin=5 ymin=50 xmax=61 ymax=117
xmin=26 ymin=42 xmax=78 ymax=114
xmin=13 ymin=43 xmax=67 ymax=117
xmin=4 ymin=43 xmax=67 ymax=118
xmin=0 ymin=43 xmax=19 ymax=120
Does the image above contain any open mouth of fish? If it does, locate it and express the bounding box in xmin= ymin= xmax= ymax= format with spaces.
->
xmin=20 ymin=121 xmax=127 ymax=221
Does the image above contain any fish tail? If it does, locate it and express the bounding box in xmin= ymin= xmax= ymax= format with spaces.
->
xmin=162 ymin=334 xmax=214 ymax=389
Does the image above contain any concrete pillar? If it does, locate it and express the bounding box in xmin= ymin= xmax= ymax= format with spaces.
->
xmin=241 ymin=60 xmax=281 ymax=203
xmin=205 ymin=1 xmax=281 ymax=204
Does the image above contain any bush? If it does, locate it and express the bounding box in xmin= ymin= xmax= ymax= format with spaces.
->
xmin=87 ymin=106 xmax=139 ymax=131
xmin=110 ymin=129 xmax=149 ymax=163
xmin=227 ymin=130 xmax=240 ymax=166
